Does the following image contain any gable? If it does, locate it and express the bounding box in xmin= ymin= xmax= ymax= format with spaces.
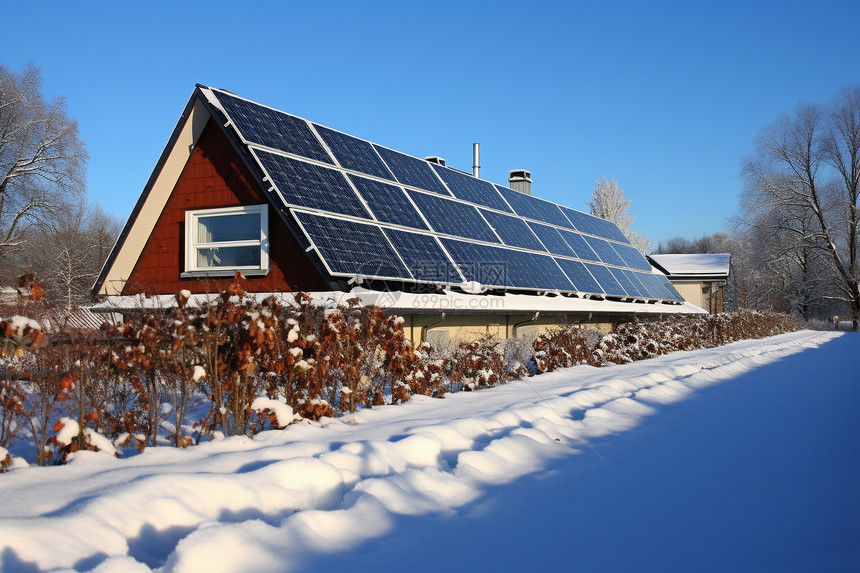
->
xmin=103 ymin=112 xmax=330 ymax=296
xmin=97 ymin=85 xmax=690 ymax=310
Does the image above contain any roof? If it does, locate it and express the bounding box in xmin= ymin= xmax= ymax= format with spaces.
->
xmin=0 ymin=303 xmax=116 ymax=332
xmin=94 ymin=85 xmax=690 ymax=310
xmin=648 ymin=254 xmax=731 ymax=279
xmin=92 ymin=288 xmax=706 ymax=316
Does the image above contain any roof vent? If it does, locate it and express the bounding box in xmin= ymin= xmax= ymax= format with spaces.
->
xmin=425 ymin=156 xmax=446 ymax=166
xmin=509 ymin=169 xmax=532 ymax=195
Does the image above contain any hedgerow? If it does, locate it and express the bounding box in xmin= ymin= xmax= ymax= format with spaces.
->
xmin=534 ymin=310 xmax=800 ymax=372
xmin=0 ymin=280 xmax=800 ymax=469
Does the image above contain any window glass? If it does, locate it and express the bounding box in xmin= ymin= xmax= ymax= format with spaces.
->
xmin=197 ymin=213 xmax=259 ymax=243
xmin=196 ymin=245 xmax=261 ymax=268
xmin=185 ymin=205 xmax=268 ymax=273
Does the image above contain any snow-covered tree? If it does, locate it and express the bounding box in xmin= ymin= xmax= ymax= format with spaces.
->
xmin=588 ymin=177 xmax=651 ymax=253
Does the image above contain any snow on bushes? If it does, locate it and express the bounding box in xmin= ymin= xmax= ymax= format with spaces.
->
xmin=0 ymin=279 xmax=800 ymax=469
xmin=535 ymin=309 xmax=801 ymax=372
xmin=0 ymin=446 xmax=10 ymax=472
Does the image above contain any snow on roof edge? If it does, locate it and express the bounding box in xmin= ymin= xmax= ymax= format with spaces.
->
xmin=92 ymin=288 xmax=705 ymax=315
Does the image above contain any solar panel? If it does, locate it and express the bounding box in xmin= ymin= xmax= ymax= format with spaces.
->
xmin=293 ymin=211 xmax=411 ymax=279
xmin=480 ymin=209 xmax=546 ymax=251
xmin=553 ymin=258 xmax=603 ymax=294
xmin=312 ymin=124 xmax=394 ymax=180
xmin=623 ymin=270 xmax=650 ymax=297
xmin=431 ymin=165 xmax=512 ymax=212
xmin=374 ymin=146 xmax=451 ymax=196
xmin=609 ymin=267 xmax=643 ymax=297
xmin=347 ymin=175 xmax=428 ymax=230
xmin=559 ymin=206 xmax=627 ymax=243
xmin=207 ymin=89 xmax=685 ymax=305
xmin=657 ymin=275 xmax=685 ymax=301
xmin=441 ymin=239 xmax=573 ymax=291
xmin=527 ymin=221 xmax=576 ymax=257
xmin=495 ymin=185 xmax=573 ymax=228
xmin=407 ymin=190 xmax=499 ymax=243
xmin=556 ymin=229 xmax=600 ymax=262
xmin=583 ymin=236 xmax=627 ymax=267
xmin=611 ymin=243 xmax=653 ymax=271
xmin=583 ymin=263 xmax=626 ymax=297
xmin=632 ymin=272 xmax=659 ymax=299
xmin=254 ymin=150 xmax=371 ymax=219
xmin=382 ymin=228 xmax=462 ymax=284
xmin=589 ymin=216 xmax=630 ymax=244
xmin=635 ymin=272 xmax=684 ymax=301
xmin=216 ymin=91 xmax=332 ymax=163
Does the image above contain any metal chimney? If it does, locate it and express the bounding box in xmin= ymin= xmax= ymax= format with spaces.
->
xmin=472 ymin=143 xmax=480 ymax=178
xmin=509 ymin=169 xmax=532 ymax=195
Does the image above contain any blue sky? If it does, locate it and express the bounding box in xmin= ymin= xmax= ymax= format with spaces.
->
xmin=4 ymin=1 xmax=858 ymax=247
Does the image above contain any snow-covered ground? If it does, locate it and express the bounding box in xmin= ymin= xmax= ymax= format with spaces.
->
xmin=1 ymin=330 xmax=857 ymax=572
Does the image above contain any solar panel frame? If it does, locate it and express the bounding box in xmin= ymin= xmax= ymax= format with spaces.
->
xmin=583 ymin=263 xmax=626 ymax=297
xmin=347 ymin=174 xmax=429 ymax=230
xmin=252 ymin=149 xmax=372 ymax=219
xmin=313 ymin=123 xmax=395 ymax=180
xmin=583 ymin=236 xmax=628 ymax=267
xmin=292 ymin=210 xmax=412 ymax=280
xmin=374 ymin=145 xmax=452 ymax=196
xmin=611 ymin=242 xmax=653 ymax=271
xmin=407 ymin=190 xmax=500 ymax=243
xmin=214 ymin=91 xmax=332 ymax=164
xmin=623 ymin=270 xmax=650 ymax=297
xmin=634 ymin=272 xmax=685 ymax=301
xmin=494 ymin=185 xmax=574 ymax=228
xmin=589 ymin=216 xmax=631 ymax=244
xmin=479 ymin=209 xmax=546 ymax=251
xmin=609 ymin=267 xmax=643 ymax=297
xmin=431 ymin=164 xmax=513 ymax=212
xmin=553 ymin=258 xmax=604 ymax=294
xmin=560 ymin=206 xmax=631 ymax=244
xmin=441 ymin=238 xmax=573 ymax=291
xmin=382 ymin=227 xmax=464 ymax=285
xmin=527 ymin=221 xmax=576 ymax=257
xmin=556 ymin=229 xmax=601 ymax=262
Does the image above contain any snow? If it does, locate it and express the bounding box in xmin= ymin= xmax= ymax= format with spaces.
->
xmin=649 ymin=253 xmax=732 ymax=276
xmin=1 ymin=330 xmax=858 ymax=572
xmin=251 ymin=397 xmax=301 ymax=427
xmin=54 ymin=417 xmax=80 ymax=446
xmin=3 ymin=315 xmax=43 ymax=346
xmin=93 ymin=286 xmax=706 ymax=317
xmin=54 ymin=417 xmax=118 ymax=456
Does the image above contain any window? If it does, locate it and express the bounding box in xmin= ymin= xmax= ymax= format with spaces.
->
xmin=183 ymin=205 xmax=269 ymax=276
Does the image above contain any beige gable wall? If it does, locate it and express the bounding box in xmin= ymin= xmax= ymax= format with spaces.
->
xmin=670 ymin=281 xmax=708 ymax=311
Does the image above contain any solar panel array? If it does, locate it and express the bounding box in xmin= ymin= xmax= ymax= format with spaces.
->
xmin=210 ymin=89 xmax=683 ymax=302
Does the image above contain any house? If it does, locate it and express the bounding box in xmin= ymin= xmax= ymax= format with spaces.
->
xmin=92 ymin=85 xmax=703 ymax=343
xmin=647 ymin=253 xmax=731 ymax=314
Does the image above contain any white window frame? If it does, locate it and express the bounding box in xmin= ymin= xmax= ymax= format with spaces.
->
xmin=182 ymin=205 xmax=269 ymax=277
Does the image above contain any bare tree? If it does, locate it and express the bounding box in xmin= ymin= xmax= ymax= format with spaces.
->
xmin=741 ymin=87 xmax=860 ymax=329
xmin=588 ymin=177 xmax=651 ymax=253
xmin=0 ymin=63 xmax=87 ymax=269
xmin=28 ymin=201 xmax=121 ymax=308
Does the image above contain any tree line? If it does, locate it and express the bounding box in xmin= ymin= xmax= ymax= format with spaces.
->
xmin=594 ymin=87 xmax=859 ymax=329
xmin=654 ymin=88 xmax=860 ymax=327
xmin=4 ymin=62 xmax=858 ymax=326
xmin=0 ymin=63 xmax=121 ymax=308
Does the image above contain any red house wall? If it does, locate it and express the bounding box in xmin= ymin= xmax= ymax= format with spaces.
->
xmin=122 ymin=120 xmax=331 ymax=295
